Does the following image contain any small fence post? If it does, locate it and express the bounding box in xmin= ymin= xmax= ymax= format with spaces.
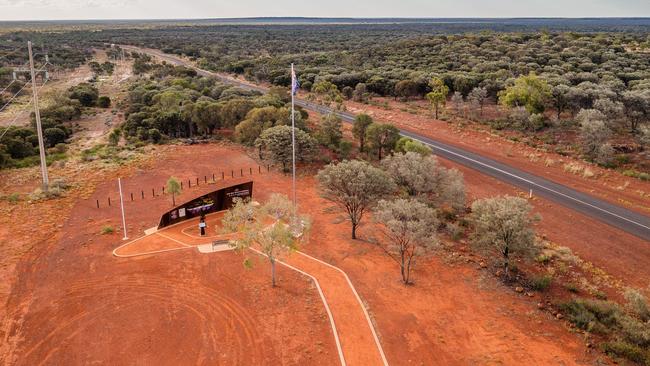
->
xmin=152 ymin=188 xmax=155 ymax=197
xmin=212 ymin=173 xmax=215 ymax=182
xmin=204 ymin=176 xmax=207 ymax=183
xmin=96 ymin=199 xmax=99 ymax=208
xmin=258 ymin=165 xmax=261 ymax=173
xmin=162 ymin=186 xmax=165 ymax=194
xmin=141 ymin=190 xmax=144 ymax=199
xmin=130 ymin=193 xmax=134 ymax=201
xmin=222 ymin=172 xmax=225 ymax=180
xmin=240 ymin=168 xmax=243 ymax=177
xmin=267 ymin=165 xmax=270 ymax=172
xmin=231 ymin=170 xmax=234 ymax=178
xmin=108 ymin=197 xmax=111 ymax=206
xmin=196 ymin=177 xmax=199 ymax=185
xmin=249 ymin=167 xmax=252 ymax=175
xmin=188 ymin=179 xmax=191 ymax=188
xmin=181 ymin=181 xmax=183 ymax=189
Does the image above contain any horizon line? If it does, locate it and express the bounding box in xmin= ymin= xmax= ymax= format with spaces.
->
xmin=2 ymin=16 xmax=650 ymax=23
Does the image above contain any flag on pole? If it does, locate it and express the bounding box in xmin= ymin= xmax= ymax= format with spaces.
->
xmin=291 ymin=66 xmax=300 ymax=96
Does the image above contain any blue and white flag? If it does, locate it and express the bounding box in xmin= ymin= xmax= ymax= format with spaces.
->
xmin=291 ymin=65 xmax=300 ymax=96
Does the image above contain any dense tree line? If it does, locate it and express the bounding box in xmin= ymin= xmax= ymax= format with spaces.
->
xmin=0 ymin=83 xmax=109 ymax=168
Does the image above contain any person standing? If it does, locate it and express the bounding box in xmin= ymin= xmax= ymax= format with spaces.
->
xmin=199 ymin=214 xmax=207 ymax=236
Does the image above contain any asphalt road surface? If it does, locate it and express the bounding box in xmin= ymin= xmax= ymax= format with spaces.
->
xmin=124 ymin=46 xmax=650 ymax=241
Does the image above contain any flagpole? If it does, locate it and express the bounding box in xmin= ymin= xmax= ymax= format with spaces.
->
xmin=291 ymin=63 xmax=297 ymax=208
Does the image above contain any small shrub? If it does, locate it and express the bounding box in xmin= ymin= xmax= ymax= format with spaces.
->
xmin=602 ymin=341 xmax=649 ymax=365
xmin=560 ymin=299 xmax=621 ymax=333
xmin=582 ymin=167 xmax=595 ymax=179
xmin=446 ymin=222 xmax=464 ymax=241
xmin=338 ymin=140 xmax=353 ymax=159
xmin=4 ymin=192 xmax=20 ymax=204
xmin=52 ymin=143 xmax=68 ymax=154
xmin=623 ymin=170 xmax=650 ymax=181
xmin=148 ymin=128 xmax=162 ymax=144
xmin=565 ymin=282 xmax=580 ymax=293
xmin=595 ymin=144 xmax=615 ymax=167
xmin=101 ymin=225 xmax=115 ymax=235
xmin=615 ymin=154 xmax=631 ymax=166
xmin=625 ymin=289 xmax=650 ymax=322
xmin=29 ymin=187 xmax=62 ymax=201
xmin=530 ymin=274 xmax=553 ymax=291
xmin=97 ymin=96 xmax=111 ymax=108
xmin=564 ymin=162 xmax=584 ymax=175
xmin=535 ymin=254 xmax=553 ymax=264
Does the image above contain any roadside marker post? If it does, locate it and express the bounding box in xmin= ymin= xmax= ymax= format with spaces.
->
xmin=118 ymin=178 xmax=128 ymax=240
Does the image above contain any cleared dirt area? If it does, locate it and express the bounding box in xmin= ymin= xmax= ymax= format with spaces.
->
xmin=0 ymin=145 xmax=338 ymax=365
xmin=2 ymin=142 xmax=643 ymax=365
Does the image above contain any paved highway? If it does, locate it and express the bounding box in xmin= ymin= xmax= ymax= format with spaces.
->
xmin=124 ymin=46 xmax=650 ymax=241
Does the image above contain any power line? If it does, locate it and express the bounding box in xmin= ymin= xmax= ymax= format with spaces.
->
xmin=0 ymin=74 xmax=50 ymax=141
xmin=0 ymin=63 xmax=49 ymax=114
xmin=0 ymin=80 xmax=16 ymax=95
xmin=0 ymin=60 xmax=31 ymax=94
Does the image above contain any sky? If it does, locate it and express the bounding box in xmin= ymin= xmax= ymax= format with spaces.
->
xmin=1 ymin=0 xmax=649 ymax=21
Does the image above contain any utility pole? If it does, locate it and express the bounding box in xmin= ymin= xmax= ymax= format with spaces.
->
xmin=290 ymin=63 xmax=297 ymax=207
xmin=28 ymin=41 xmax=49 ymax=191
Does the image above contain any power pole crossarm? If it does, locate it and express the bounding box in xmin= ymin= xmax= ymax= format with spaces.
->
xmin=28 ymin=41 xmax=49 ymax=191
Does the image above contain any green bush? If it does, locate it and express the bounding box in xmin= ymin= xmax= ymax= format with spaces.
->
xmin=68 ymin=83 xmax=99 ymax=107
xmin=623 ymin=169 xmax=650 ymax=181
xmin=43 ymin=127 xmax=67 ymax=147
xmin=560 ymin=299 xmax=621 ymax=334
xmin=52 ymin=143 xmax=68 ymax=154
xmin=5 ymin=138 xmax=35 ymax=159
xmin=338 ymin=140 xmax=353 ymax=159
xmin=101 ymin=225 xmax=115 ymax=235
xmin=148 ymin=128 xmax=162 ymax=143
xmin=108 ymin=129 xmax=121 ymax=146
xmin=3 ymin=192 xmax=20 ymax=204
xmin=530 ymin=274 xmax=553 ymax=291
xmin=625 ymin=289 xmax=650 ymax=322
xmin=564 ymin=282 xmax=580 ymax=293
xmin=602 ymin=341 xmax=649 ymax=365
xmin=97 ymin=95 xmax=111 ymax=108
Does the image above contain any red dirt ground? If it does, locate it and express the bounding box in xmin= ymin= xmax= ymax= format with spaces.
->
xmin=116 ymin=212 xmax=387 ymax=365
xmin=1 ymin=145 xmax=338 ymax=366
xmin=2 ymin=142 xmax=641 ymax=365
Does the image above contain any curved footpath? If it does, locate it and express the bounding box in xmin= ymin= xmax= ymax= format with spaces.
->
xmin=121 ymin=45 xmax=650 ymax=241
xmin=113 ymin=214 xmax=388 ymax=366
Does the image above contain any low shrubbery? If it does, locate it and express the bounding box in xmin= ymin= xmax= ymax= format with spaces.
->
xmin=529 ymin=274 xmax=553 ymax=291
xmin=560 ymin=295 xmax=650 ymax=365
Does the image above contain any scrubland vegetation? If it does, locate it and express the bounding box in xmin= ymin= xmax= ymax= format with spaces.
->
xmin=0 ymin=82 xmax=111 ymax=169
xmin=2 ymin=20 xmax=649 ymax=364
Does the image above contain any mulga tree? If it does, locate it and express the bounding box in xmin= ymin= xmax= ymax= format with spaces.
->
xmin=352 ymin=114 xmax=373 ymax=152
xmin=222 ymin=194 xmax=310 ymax=287
xmin=365 ymin=123 xmax=400 ymax=160
xmin=166 ymin=177 xmax=181 ymax=206
xmin=426 ymin=77 xmax=449 ymax=119
xmin=382 ymin=152 xmax=465 ymax=212
xmin=317 ymin=160 xmax=395 ymax=239
xmin=374 ymin=198 xmax=438 ymax=284
xmin=470 ymin=196 xmax=539 ymax=279
xmin=255 ymin=125 xmax=318 ymax=172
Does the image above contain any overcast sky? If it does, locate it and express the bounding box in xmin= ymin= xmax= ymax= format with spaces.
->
xmin=1 ymin=0 xmax=649 ymax=21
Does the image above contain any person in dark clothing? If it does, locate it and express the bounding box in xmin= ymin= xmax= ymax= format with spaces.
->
xmin=199 ymin=214 xmax=206 ymax=236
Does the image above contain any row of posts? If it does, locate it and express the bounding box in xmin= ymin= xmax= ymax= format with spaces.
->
xmin=97 ymin=165 xmax=269 ymax=208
